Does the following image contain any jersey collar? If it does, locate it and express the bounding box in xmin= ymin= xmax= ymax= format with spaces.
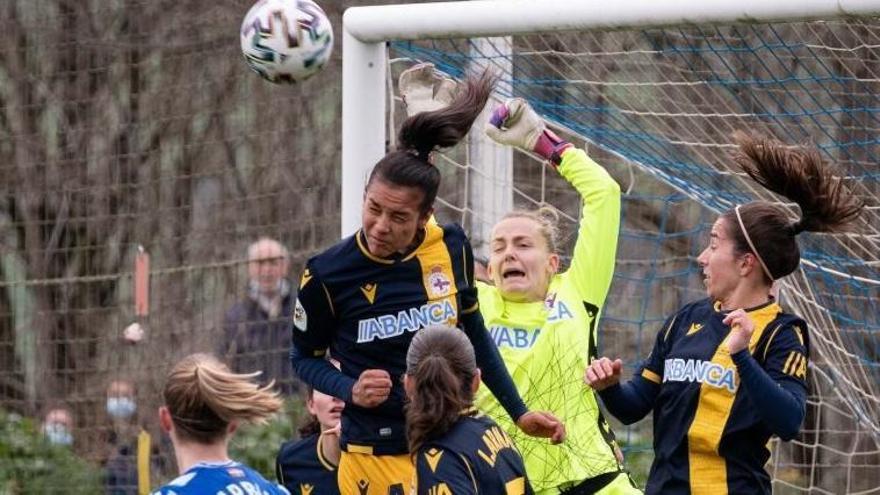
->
xmin=355 ymin=225 xmax=437 ymax=265
xmin=713 ymin=297 xmax=781 ymax=316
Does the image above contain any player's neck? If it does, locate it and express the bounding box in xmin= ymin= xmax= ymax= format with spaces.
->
xmin=174 ymin=440 xmax=232 ymax=474
xmin=719 ymin=282 xmax=771 ymax=312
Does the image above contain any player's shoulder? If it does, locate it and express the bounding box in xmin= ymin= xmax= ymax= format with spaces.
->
xmin=661 ymin=298 xmax=713 ymax=337
xmin=152 ymin=462 xmax=289 ymax=495
xmin=760 ymin=310 xmax=810 ymax=353
xmin=434 ymin=414 xmax=501 ymax=451
xmin=436 ymin=221 xmax=468 ymax=246
xmin=277 ymin=433 xmax=319 ymax=465
xmin=306 ymin=234 xmax=359 ymax=274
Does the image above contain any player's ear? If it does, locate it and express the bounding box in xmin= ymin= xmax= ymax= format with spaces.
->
xmin=403 ymin=374 xmax=415 ymax=399
xmin=418 ymin=208 xmax=435 ymax=229
xmin=547 ymin=253 xmax=560 ymax=274
xmin=739 ymin=252 xmax=756 ymax=277
xmin=471 ymin=369 xmax=482 ymax=394
xmin=306 ymin=396 xmax=318 ymax=417
xmin=158 ymin=406 xmax=173 ymax=434
xmin=227 ymin=421 xmax=238 ymax=436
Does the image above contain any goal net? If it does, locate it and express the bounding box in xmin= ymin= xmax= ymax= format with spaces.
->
xmin=384 ymin=18 xmax=879 ymax=495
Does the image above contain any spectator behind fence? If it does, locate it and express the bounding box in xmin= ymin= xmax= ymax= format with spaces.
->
xmin=221 ymin=237 xmax=295 ymax=393
xmin=42 ymin=405 xmax=74 ymax=447
xmin=103 ymin=379 xmax=139 ymax=495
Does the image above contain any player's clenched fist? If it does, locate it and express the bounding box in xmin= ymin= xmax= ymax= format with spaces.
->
xmin=351 ymin=369 xmax=393 ymax=408
xmin=584 ymin=357 xmax=623 ymax=391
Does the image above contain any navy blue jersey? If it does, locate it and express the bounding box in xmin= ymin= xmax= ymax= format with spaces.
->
xmin=292 ymin=223 xmax=483 ymax=455
xmin=276 ymin=433 xmax=339 ymax=495
xmin=151 ymin=461 xmax=289 ymax=495
xmin=639 ymin=298 xmax=809 ymax=495
xmin=415 ymin=414 xmax=532 ymax=495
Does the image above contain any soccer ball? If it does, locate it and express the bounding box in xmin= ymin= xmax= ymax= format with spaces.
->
xmin=240 ymin=0 xmax=333 ymax=84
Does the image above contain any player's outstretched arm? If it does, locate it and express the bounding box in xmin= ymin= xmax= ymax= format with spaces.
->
xmin=485 ymin=98 xmax=621 ymax=308
xmin=586 ymin=357 xmax=658 ymax=425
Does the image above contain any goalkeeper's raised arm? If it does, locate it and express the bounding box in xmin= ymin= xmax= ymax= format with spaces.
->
xmin=474 ymin=98 xmax=638 ymax=494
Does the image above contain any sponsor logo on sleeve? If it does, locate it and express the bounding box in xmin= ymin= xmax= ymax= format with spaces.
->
xmin=294 ymin=298 xmax=307 ymax=331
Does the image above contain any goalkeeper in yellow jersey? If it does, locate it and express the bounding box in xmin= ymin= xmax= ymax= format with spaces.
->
xmin=475 ymin=99 xmax=640 ymax=494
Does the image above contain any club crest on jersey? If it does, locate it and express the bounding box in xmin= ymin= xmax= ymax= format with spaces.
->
xmin=357 ymin=299 xmax=456 ymax=343
xmin=663 ymin=358 xmax=737 ymax=392
xmin=426 ymin=266 xmax=452 ymax=297
xmin=294 ymin=298 xmax=307 ymax=331
xmin=225 ymin=467 xmax=245 ymax=478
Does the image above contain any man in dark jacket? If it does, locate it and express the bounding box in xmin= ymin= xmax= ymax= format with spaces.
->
xmin=221 ymin=237 xmax=296 ymax=393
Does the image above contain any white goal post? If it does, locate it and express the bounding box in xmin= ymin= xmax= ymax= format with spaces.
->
xmin=340 ymin=0 xmax=880 ymax=235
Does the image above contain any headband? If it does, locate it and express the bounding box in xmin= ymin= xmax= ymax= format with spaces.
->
xmin=735 ymin=204 xmax=774 ymax=281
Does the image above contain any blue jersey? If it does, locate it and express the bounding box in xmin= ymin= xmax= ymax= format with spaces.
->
xmin=415 ymin=414 xmax=533 ymax=495
xmin=292 ymin=223 xmax=525 ymax=455
xmin=151 ymin=461 xmax=289 ymax=495
xmin=276 ymin=433 xmax=339 ymax=495
xmin=639 ymin=298 xmax=808 ymax=494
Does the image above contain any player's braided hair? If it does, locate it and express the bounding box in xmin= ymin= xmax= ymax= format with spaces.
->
xmin=367 ymin=71 xmax=496 ymax=214
xmin=163 ymin=353 xmax=282 ymax=444
xmin=723 ymin=131 xmax=864 ymax=281
xmin=405 ymin=326 xmax=478 ymax=455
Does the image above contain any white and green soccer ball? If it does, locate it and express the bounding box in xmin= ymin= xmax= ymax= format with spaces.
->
xmin=240 ymin=0 xmax=333 ymax=84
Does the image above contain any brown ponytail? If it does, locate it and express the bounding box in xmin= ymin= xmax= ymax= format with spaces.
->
xmin=163 ymin=353 xmax=282 ymax=444
xmin=367 ymin=71 xmax=496 ymax=214
xmin=723 ymin=132 xmax=864 ymax=280
xmin=405 ymin=326 xmax=478 ymax=454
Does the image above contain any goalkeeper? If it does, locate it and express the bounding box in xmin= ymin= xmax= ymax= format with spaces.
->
xmin=475 ymin=99 xmax=640 ymax=494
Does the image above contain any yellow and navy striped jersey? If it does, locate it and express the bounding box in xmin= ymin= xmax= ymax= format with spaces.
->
xmin=292 ymin=222 xmax=480 ymax=455
xmin=639 ymin=298 xmax=808 ymax=495
xmin=275 ymin=433 xmax=338 ymax=495
xmin=414 ymin=414 xmax=533 ymax=495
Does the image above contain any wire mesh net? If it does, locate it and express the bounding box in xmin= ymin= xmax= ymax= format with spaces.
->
xmin=390 ymin=19 xmax=879 ymax=493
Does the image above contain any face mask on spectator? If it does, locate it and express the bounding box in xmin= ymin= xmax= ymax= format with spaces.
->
xmin=44 ymin=423 xmax=73 ymax=446
xmin=106 ymin=397 xmax=136 ymax=419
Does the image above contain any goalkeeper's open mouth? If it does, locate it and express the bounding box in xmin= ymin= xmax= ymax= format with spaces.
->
xmin=502 ymin=268 xmax=527 ymax=281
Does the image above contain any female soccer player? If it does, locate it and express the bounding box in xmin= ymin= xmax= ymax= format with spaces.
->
xmin=585 ymin=133 xmax=863 ymax=494
xmin=276 ymin=381 xmax=344 ymax=494
xmin=405 ymin=325 xmax=533 ymax=495
xmin=151 ymin=353 xmax=289 ymax=495
xmin=475 ymin=98 xmax=639 ymax=494
xmin=291 ymin=67 xmax=563 ymax=495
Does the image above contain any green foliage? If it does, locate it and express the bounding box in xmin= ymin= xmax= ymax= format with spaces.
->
xmin=0 ymin=410 xmax=103 ymax=495
xmin=228 ymin=396 xmax=309 ymax=480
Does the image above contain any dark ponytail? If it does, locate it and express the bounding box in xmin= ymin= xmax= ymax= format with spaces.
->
xmin=367 ymin=71 xmax=497 ymax=214
xmin=722 ymin=132 xmax=864 ymax=280
xmin=405 ymin=326 xmax=478 ymax=454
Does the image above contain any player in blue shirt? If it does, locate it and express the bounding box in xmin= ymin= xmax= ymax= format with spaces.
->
xmin=276 ymin=382 xmax=344 ymax=494
xmin=405 ymin=325 xmax=533 ymax=495
xmin=585 ymin=132 xmax=864 ymax=495
xmin=291 ymin=66 xmax=564 ymax=495
xmin=151 ymin=353 xmax=289 ymax=495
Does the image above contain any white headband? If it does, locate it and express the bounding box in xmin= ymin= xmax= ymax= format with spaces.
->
xmin=735 ymin=205 xmax=774 ymax=281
